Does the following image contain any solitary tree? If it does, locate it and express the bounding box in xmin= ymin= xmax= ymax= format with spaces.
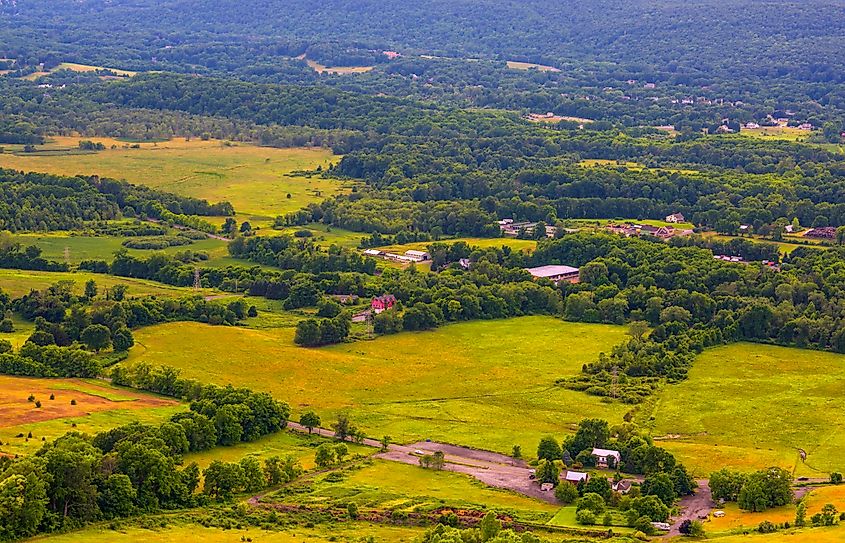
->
xmin=84 ymin=279 xmax=98 ymax=300
xmin=299 ymin=411 xmax=321 ymax=433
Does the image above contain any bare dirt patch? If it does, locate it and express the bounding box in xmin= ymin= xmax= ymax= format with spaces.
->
xmin=0 ymin=376 xmax=177 ymax=428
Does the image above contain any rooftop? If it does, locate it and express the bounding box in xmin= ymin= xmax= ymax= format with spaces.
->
xmin=525 ymin=265 xmax=579 ymax=278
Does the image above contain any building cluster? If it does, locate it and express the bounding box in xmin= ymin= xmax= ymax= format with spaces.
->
xmin=362 ymin=248 xmax=431 ymax=263
xmin=497 ymin=219 xmax=558 ymax=238
xmin=605 ymin=223 xmax=679 ymax=239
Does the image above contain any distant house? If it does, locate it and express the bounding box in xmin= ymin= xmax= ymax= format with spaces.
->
xmin=383 ymin=50 xmax=402 ymax=60
xmin=798 ymin=123 xmax=814 ymax=131
xmin=363 ymin=249 xmax=383 ymax=257
xmin=643 ymin=82 xmax=656 ymax=89
xmin=612 ymin=480 xmax=632 ymax=494
xmin=744 ymin=122 xmax=760 ymax=129
xmin=371 ymin=294 xmax=396 ymax=313
xmin=665 ymin=213 xmax=685 ymax=223
xmin=591 ymin=448 xmax=621 ymax=468
xmin=784 ymin=224 xmax=794 ymax=233
xmin=525 ymin=265 xmax=580 ymax=284
xmin=404 ymin=250 xmax=431 ymax=262
xmin=458 ymin=258 xmax=471 ymax=270
xmin=540 ymin=482 xmax=554 ymax=492
xmin=563 ymin=471 xmax=589 ymax=484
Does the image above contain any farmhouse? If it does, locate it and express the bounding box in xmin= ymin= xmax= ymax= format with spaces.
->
xmin=525 ymin=265 xmax=580 ymax=284
xmin=498 ymin=219 xmax=557 ymax=238
xmin=665 ymin=212 xmax=685 ymax=223
xmin=607 ymin=223 xmax=677 ymax=239
xmin=371 ymin=294 xmax=396 ymax=313
xmin=591 ymin=447 xmax=621 ymax=468
xmin=612 ymin=479 xmax=631 ymax=494
xmin=563 ymin=471 xmax=589 ymax=484
xmin=362 ymin=249 xmax=383 ymax=257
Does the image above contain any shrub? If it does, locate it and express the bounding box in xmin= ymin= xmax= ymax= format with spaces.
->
xmin=575 ymin=509 xmax=597 ymax=525
xmin=757 ymin=520 xmax=777 ymax=533
xmin=831 ymin=472 xmax=843 ymax=484
xmin=34 ymin=400 xmax=41 ymax=408
xmin=555 ymin=482 xmax=579 ymax=504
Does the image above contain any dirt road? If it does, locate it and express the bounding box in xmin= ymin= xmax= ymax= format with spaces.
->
xmin=668 ymin=479 xmax=711 ymax=536
xmin=286 ymin=422 xmax=555 ymax=502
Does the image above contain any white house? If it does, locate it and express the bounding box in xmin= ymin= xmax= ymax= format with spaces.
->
xmin=591 ymin=448 xmax=621 ymax=468
xmin=403 ymin=250 xmax=430 ymax=262
xmin=665 ymin=212 xmax=685 ymax=223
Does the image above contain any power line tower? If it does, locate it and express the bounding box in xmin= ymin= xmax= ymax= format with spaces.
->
xmin=611 ymin=366 xmax=619 ymax=399
xmin=193 ymin=268 xmax=201 ymax=290
xmin=64 ymin=246 xmax=70 ymax=265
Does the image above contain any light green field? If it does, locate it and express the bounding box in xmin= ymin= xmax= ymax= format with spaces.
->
xmin=0 ymin=136 xmax=352 ymax=227
xmin=578 ymin=158 xmax=699 ymax=176
xmin=737 ymin=126 xmax=810 ymax=142
xmin=375 ymin=237 xmax=537 ymax=255
xmin=569 ymin=217 xmax=696 ymax=231
xmin=124 ymin=317 xmax=629 ymax=452
xmin=702 ymin=525 xmax=845 ymax=543
xmin=506 ymin=61 xmax=560 ymax=72
xmin=26 ymin=521 xmax=422 ymax=543
xmin=276 ymin=459 xmax=558 ymax=521
xmin=650 ymin=343 xmax=845 ymax=477
xmin=262 ymin=223 xmax=364 ymax=249
xmin=184 ymin=429 xmax=369 ymax=471
xmin=9 ymin=232 xmax=232 ymax=266
xmin=0 ymin=268 xmax=218 ymax=298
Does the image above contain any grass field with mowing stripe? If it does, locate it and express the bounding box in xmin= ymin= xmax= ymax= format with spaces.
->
xmin=0 ymin=137 xmax=351 ymax=227
xmin=650 ymin=343 xmax=845 ymax=477
xmin=124 ymin=317 xmax=629 ymax=452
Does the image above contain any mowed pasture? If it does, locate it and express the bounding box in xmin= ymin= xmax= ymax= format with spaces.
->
xmin=276 ymin=459 xmax=559 ymax=521
xmin=650 ymin=343 xmax=845 ymax=476
xmin=9 ymin=231 xmax=232 ymax=266
xmin=0 ymin=137 xmax=350 ymax=226
xmin=374 ymin=237 xmax=537 ymax=255
xmin=0 ymin=268 xmax=219 ymax=298
xmin=26 ymin=521 xmax=423 ymax=543
xmin=124 ymin=317 xmax=629 ymax=452
xmin=0 ymin=376 xmax=180 ymax=456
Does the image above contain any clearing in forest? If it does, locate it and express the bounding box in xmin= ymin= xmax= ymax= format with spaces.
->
xmin=123 ymin=317 xmax=629 ymax=452
xmin=0 ymin=137 xmax=349 ymax=226
xmin=650 ymin=343 xmax=845 ymax=476
xmin=0 ymin=376 xmax=181 ymax=456
xmin=506 ymin=61 xmax=560 ymax=72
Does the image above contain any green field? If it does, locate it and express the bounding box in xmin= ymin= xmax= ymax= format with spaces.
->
xmin=184 ymin=429 xmax=369 ymax=471
xmin=9 ymin=231 xmax=233 ymax=266
xmin=0 ymin=136 xmax=353 ymax=227
xmin=649 ymin=343 xmax=845 ymax=476
xmin=26 ymin=520 xmax=423 ymax=543
xmin=273 ymin=459 xmax=558 ymax=522
xmin=124 ymin=317 xmax=629 ymax=452
xmin=0 ymin=268 xmax=219 ymax=298
xmin=375 ymin=237 xmax=537 ymax=255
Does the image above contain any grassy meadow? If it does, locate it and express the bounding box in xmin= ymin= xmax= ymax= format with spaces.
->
xmin=124 ymin=317 xmax=630 ymax=452
xmin=0 ymin=268 xmax=219 ymax=298
xmin=649 ymin=343 xmax=845 ymax=476
xmin=0 ymin=376 xmax=181 ymax=456
xmin=374 ymin=237 xmax=537 ymax=255
xmin=274 ymin=459 xmax=559 ymax=521
xmin=0 ymin=136 xmax=351 ymax=227
xmin=25 ymin=521 xmax=423 ymax=543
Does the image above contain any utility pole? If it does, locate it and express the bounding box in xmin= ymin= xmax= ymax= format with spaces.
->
xmin=193 ymin=268 xmax=201 ymax=290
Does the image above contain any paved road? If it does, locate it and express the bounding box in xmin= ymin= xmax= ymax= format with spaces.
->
xmin=286 ymin=422 xmax=556 ymax=502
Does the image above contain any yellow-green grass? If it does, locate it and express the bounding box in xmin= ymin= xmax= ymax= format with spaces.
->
xmin=53 ymin=62 xmax=137 ymax=77
xmin=0 ymin=268 xmax=218 ymax=298
xmin=10 ymin=231 xmax=233 ymax=267
xmin=547 ymin=507 xmax=633 ymax=531
xmin=374 ymin=237 xmax=537 ymax=255
xmin=506 ymin=61 xmax=560 ymax=72
xmin=261 ymin=223 xmax=364 ymax=249
xmin=123 ymin=317 xmax=629 ymax=452
xmin=278 ymin=459 xmax=559 ymax=520
xmin=703 ymin=485 xmax=845 ymax=535
xmin=0 ymin=376 xmax=181 ymax=456
xmin=25 ymin=520 xmax=422 ymax=543
xmin=737 ymin=126 xmax=811 ymax=142
xmin=3 ymin=313 xmax=36 ymax=349
xmin=579 ymin=158 xmax=699 ymax=176
xmin=703 ymin=232 xmax=827 ymax=255
xmin=650 ymin=343 xmax=845 ymax=477
xmin=700 ymin=525 xmax=845 ymax=543
xmin=305 ymin=58 xmax=375 ymax=74
xmin=568 ymin=217 xmax=696 ymax=231
xmin=184 ymin=429 xmax=369 ymax=471
xmin=0 ymin=136 xmax=351 ymax=226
